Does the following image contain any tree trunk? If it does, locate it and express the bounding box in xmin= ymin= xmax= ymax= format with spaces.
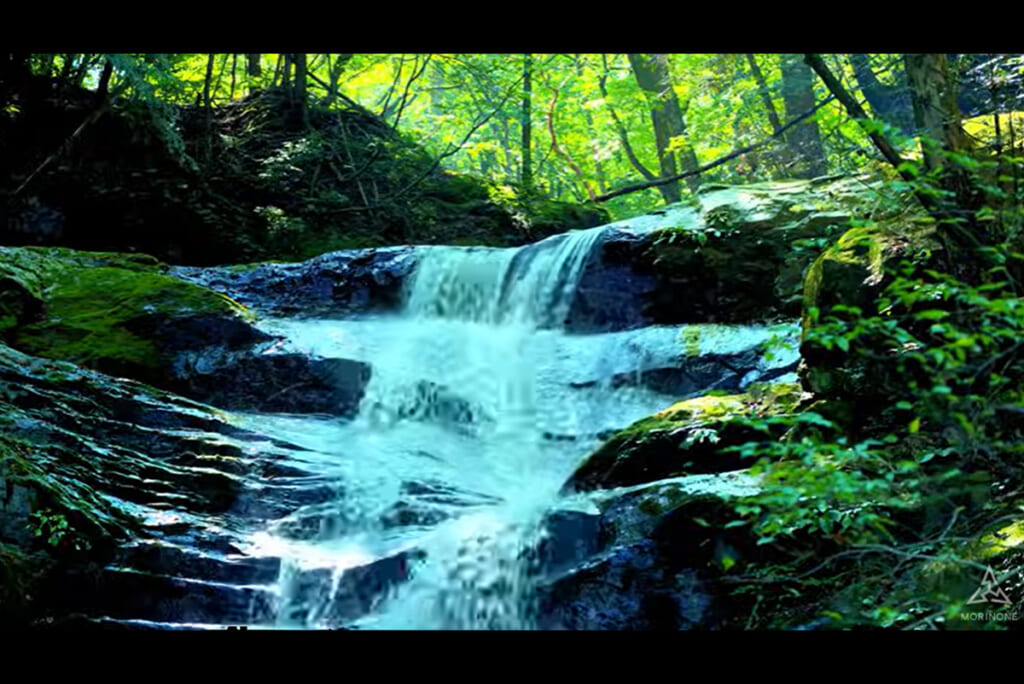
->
xmin=229 ymin=53 xmax=238 ymax=100
xmin=56 ymin=54 xmax=75 ymax=89
xmin=628 ymin=53 xmax=700 ymax=203
xmin=36 ymin=54 xmax=55 ymax=78
xmin=246 ymin=54 xmax=261 ymax=77
xmin=903 ymin=53 xmax=982 ymax=242
xmin=904 ymin=53 xmax=969 ymax=173
xmin=950 ymin=53 xmax=999 ymax=117
xmin=71 ymin=54 xmax=99 ymax=88
xmin=746 ymin=54 xmax=783 ymax=133
xmin=521 ymin=53 xmax=533 ymax=190
xmin=324 ymin=54 xmax=353 ymax=108
xmin=780 ymin=54 xmax=827 ymax=178
xmin=96 ymin=57 xmax=113 ymax=105
xmin=202 ymin=53 xmax=215 ymax=109
xmin=281 ymin=54 xmax=293 ymax=88
xmin=600 ymin=54 xmax=656 ymax=183
xmin=805 ymin=53 xmax=984 ymax=251
xmin=849 ymin=54 xmax=915 ymax=134
xmin=571 ymin=55 xmax=606 ymax=192
xmin=212 ymin=53 xmax=229 ymax=101
xmin=272 ymin=54 xmax=283 ymax=87
xmin=293 ymin=53 xmax=308 ymax=126
xmin=744 ymin=53 xmax=787 ymax=175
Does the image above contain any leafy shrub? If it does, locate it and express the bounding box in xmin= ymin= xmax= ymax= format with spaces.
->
xmin=724 ymin=138 xmax=1024 ymax=629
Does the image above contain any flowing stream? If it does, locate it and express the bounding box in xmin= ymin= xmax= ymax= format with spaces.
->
xmin=226 ymin=227 xmax=794 ymax=629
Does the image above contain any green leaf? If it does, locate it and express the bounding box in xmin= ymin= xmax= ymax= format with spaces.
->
xmin=914 ymin=309 xmax=949 ymax=321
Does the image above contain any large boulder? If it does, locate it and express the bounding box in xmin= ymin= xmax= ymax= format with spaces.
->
xmin=562 ymin=382 xmax=806 ymax=494
xmin=171 ymin=247 xmax=418 ymax=319
xmin=531 ymin=473 xmax=764 ymax=630
xmin=566 ymin=175 xmax=883 ymax=332
xmin=0 ymin=344 xmax=299 ymax=626
xmin=0 ymin=342 xmax=431 ymax=630
xmin=171 ymin=347 xmax=371 ymax=417
xmin=2 ymin=247 xmax=268 ymax=384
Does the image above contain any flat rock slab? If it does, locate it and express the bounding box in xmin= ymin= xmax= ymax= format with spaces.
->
xmin=172 ymin=247 xmax=417 ymax=319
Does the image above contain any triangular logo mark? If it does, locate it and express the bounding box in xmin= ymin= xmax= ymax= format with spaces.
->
xmin=967 ymin=567 xmax=1012 ymax=606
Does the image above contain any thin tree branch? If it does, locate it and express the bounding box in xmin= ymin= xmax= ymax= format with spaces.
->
xmin=546 ymin=84 xmax=596 ymax=201
xmin=805 ymin=53 xmax=984 ymax=251
xmin=306 ymin=71 xmax=366 ymax=111
xmin=594 ymin=94 xmax=836 ymax=203
xmin=599 ymin=53 xmax=656 ymax=183
xmin=391 ymin=54 xmax=431 ymax=131
xmin=338 ymin=71 xmax=528 ymax=210
xmin=746 ymin=54 xmax=784 ymax=135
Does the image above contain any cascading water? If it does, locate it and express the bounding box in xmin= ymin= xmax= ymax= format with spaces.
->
xmin=233 ymin=226 xmax=796 ymax=629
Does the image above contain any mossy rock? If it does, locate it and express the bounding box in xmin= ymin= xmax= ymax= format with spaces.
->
xmin=635 ymin=176 xmax=900 ymax=324
xmin=0 ymin=263 xmax=45 ymax=336
xmin=561 ymin=382 xmax=806 ymax=493
xmin=799 ymin=222 xmax=943 ymax=398
xmin=0 ymin=247 xmax=264 ymax=386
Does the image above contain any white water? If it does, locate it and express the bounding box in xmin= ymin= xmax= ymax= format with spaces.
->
xmin=234 ymin=227 xmax=796 ymax=629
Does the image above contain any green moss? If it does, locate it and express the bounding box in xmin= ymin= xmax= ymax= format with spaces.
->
xmin=679 ymin=327 xmax=702 ymax=357
xmin=607 ymin=392 xmax=757 ymax=446
xmin=0 ymin=246 xmax=166 ymax=278
xmin=800 ymin=223 xmax=942 ymax=396
xmin=746 ymin=380 xmax=805 ymax=412
xmin=565 ymin=384 xmax=804 ymax=492
xmin=705 ymin=203 xmax=744 ymax=230
xmin=621 ymin=386 xmax=803 ymax=440
xmin=802 ymin=225 xmax=885 ymax=323
xmin=484 ymin=182 xmax=608 ymax=238
xmin=1 ymin=248 xmax=254 ymax=376
xmin=653 ymin=393 xmax=750 ymax=424
xmin=804 ymin=222 xmax=938 ymax=318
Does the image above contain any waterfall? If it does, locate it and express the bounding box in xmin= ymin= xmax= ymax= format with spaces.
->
xmin=324 ymin=227 xmax=613 ymax=629
xmin=242 ymin=225 xmax=797 ymax=630
xmin=404 ymin=227 xmax=606 ymax=328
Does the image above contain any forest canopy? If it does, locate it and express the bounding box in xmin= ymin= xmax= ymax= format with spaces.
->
xmin=8 ymin=53 xmax=1019 ymax=221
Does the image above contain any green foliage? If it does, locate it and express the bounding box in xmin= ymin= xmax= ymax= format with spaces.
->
xmin=28 ymin=509 xmax=90 ymax=552
xmin=728 ymin=132 xmax=1024 ymax=628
